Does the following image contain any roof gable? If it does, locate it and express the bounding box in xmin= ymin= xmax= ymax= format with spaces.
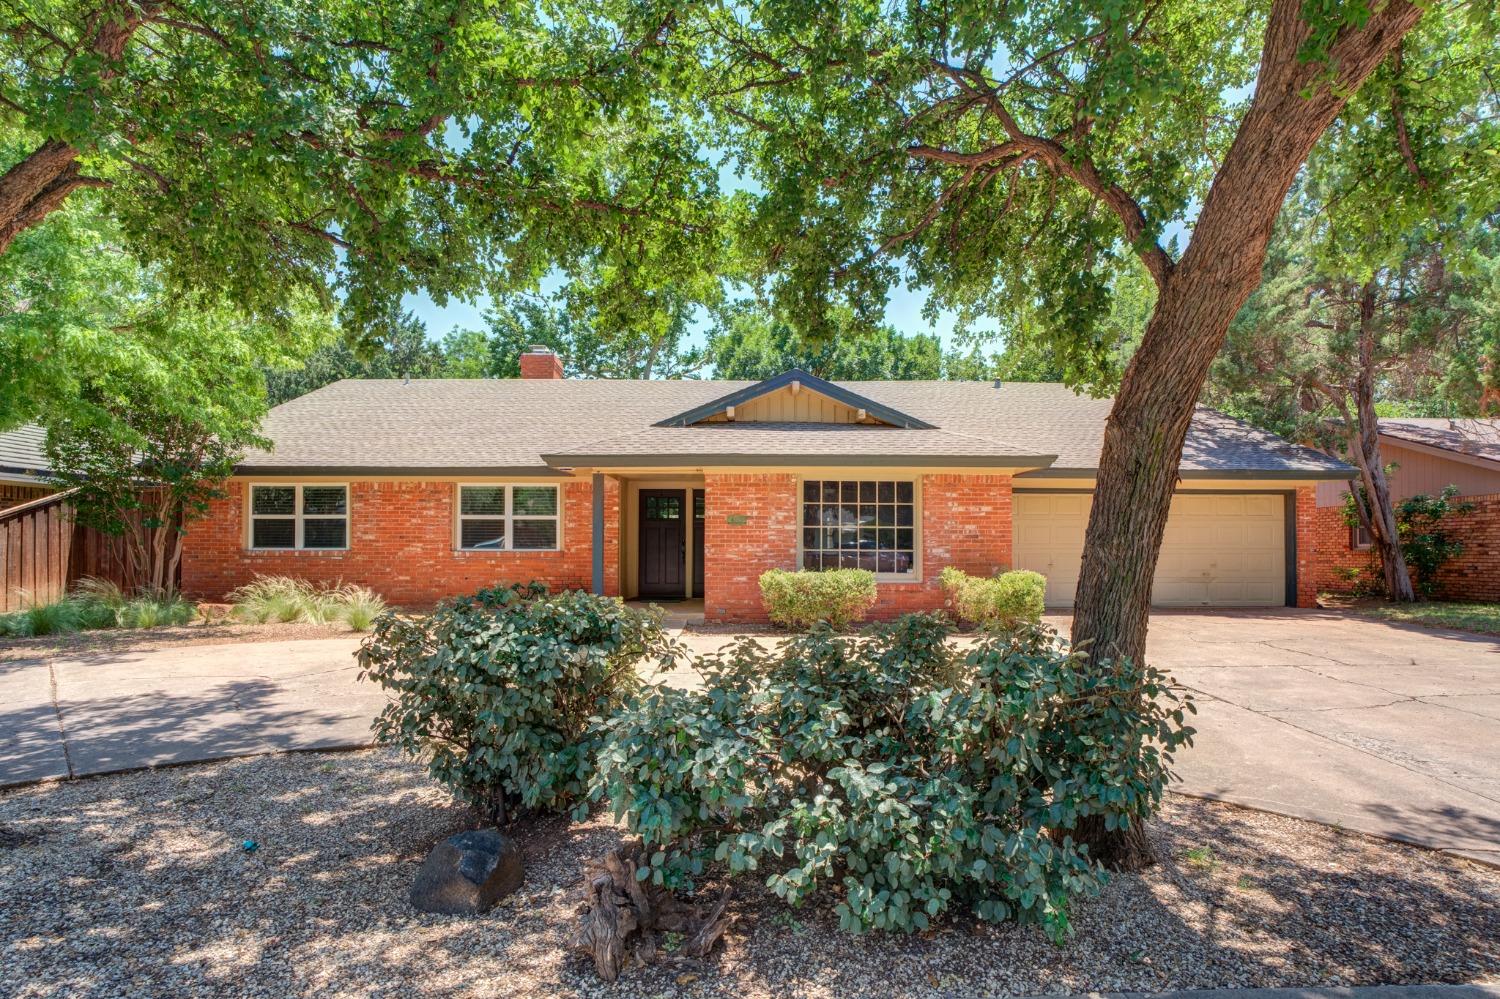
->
xmin=654 ymin=369 xmax=936 ymax=429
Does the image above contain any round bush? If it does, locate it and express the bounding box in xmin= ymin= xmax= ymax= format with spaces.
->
xmin=940 ymin=567 xmax=1047 ymax=627
xmin=357 ymin=583 xmax=675 ymax=823
xmin=593 ymin=613 xmax=1193 ymax=939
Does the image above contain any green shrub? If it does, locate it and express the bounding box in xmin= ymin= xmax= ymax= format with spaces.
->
xmin=594 ymin=614 xmax=1193 ymax=940
xmin=228 ymin=576 xmax=318 ymax=623
xmin=940 ymin=567 xmax=1047 ymax=627
xmin=115 ymin=594 xmax=195 ymax=629
xmin=0 ymin=582 xmax=197 ymax=636
xmin=0 ymin=597 xmax=82 ymax=637
xmin=357 ymin=582 xmax=674 ymax=823
xmin=228 ymin=576 xmax=386 ymax=628
xmin=759 ymin=568 xmax=877 ymax=630
xmin=338 ymin=586 xmax=385 ymax=631
xmin=1398 ymin=486 xmax=1476 ymax=597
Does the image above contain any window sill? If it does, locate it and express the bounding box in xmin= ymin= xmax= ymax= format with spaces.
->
xmin=244 ymin=548 xmax=349 ymax=556
xmin=452 ymin=548 xmax=564 ymax=557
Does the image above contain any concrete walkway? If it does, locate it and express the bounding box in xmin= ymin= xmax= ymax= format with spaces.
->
xmin=0 ymin=637 xmax=374 ymax=785
xmin=2 ymin=611 xmax=1497 ymax=867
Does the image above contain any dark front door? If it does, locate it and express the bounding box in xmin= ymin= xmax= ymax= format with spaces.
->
xmin=639 ymin=489 xmax=686 ymax=598
xmin=692 ymin=489 xmax=705 ymax=598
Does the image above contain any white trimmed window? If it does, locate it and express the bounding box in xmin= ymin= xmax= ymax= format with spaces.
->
xmin=249 ymin=484 xmax=348 ymax=550
xmin=456 ymin=484 xmax=560 ymax=551
xmin=800 ymin=479 xmax=916 ymax=577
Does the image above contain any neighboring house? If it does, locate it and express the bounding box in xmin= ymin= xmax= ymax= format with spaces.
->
xmin=0 ymin=424 xmax=56 ymax=510
xmin=181 ymin=347 xmax=1356 ymax=621
xmin=1311 ymin=418 xmax=1500 ymax=601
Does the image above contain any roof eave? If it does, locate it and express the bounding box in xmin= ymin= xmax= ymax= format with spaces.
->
xmin=1015 ymin=466 xmax=1357 ymax=481
xmin=542 ymin=452 xmax=1058 ymax=469
xmin=233 ymin=464 xmax=571 ymax=478
xmin=1377 ymin=431 xmax=1500 ymax=471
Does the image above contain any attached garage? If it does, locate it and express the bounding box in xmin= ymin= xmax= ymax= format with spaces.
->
xmin=1012 ymin=491 xmax=1290 ymax=608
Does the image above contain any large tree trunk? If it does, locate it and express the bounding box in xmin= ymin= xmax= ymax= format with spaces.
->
xmin=0 ymin=141 xmax=96 ymax=253
xmin=1348 ymin=283 xmax=1415 ymax=601
xmin=1069 ymin=0 xmax=1424 ymax=868
xmin=0 ymin=5 xmax=141 ymax=252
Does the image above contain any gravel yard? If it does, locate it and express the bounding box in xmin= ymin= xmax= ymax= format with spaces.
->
xmin=2 ymin=749 xmax=1496 ymax=999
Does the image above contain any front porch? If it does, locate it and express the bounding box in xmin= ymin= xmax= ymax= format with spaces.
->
xmin=624 ymin=598 xmax=705 ymax=630
xmin=591 ymin=473 xmax=707 ymax=603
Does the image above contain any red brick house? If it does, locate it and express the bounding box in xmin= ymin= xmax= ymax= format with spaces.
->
xmin=181 ymin=348 xmax=1356 ymax=622
xmin=1309 ymin=418 xmax=1500 ymax=602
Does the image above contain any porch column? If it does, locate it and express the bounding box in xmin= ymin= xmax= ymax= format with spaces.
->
xmin=591 ymin=472 xmax=605 ymax=595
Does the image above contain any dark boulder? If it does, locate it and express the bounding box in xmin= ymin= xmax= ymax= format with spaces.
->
xmin=410 ymin=829 xmax=523 ymax=915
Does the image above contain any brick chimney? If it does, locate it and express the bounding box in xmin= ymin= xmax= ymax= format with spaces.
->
xmin=519 ymin=345 xmax=564 ymax=380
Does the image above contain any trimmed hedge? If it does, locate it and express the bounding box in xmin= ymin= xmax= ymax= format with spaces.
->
xmin=356 ymin=583 xmax=674 ymax=823
xmin=940 ymin=567 xmax=1047 ymax=627
xmin=759 ymin=568 xmax=877 ymax=630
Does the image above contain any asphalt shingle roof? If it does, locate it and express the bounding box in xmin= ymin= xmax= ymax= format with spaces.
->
xmin=238 ymin=378 xmax=1354 ymax=478
xmin=0 ymin=424 xmax=49 ymax=475
xmin=1379 ymin=418 xmax=1500 ymax=465
xmin=544 ymin=423 xmax=1049 ymax=465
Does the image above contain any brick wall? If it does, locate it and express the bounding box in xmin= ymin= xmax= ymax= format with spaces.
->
xmin=181 ymin=478 xmax=619 ymax=607
xmin=1307 ymin=490 xmax=1500 ymax=602
xmin=1435 ymin=493 xmax=1500 ymax=601
xmin=700 ymin=472 xmax=1014 ymax=623
xmin=1294 ymin=486 xmax=1319 ymax=609
xmin=701 ymin=473 xmax=799 ymax=622
xmin=1307 ymin=503 xmax=1377 ymax=595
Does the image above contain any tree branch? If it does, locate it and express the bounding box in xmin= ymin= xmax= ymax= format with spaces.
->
xmin=929 ymin=62 xmax=1175 ymax=288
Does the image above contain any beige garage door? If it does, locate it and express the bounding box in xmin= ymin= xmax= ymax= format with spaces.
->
xmin=1012 ymin=492 xmax=1287 ymax=608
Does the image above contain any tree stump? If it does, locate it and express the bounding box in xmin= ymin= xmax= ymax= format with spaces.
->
xmin=574 ymin=842 xmax=733 ymax=982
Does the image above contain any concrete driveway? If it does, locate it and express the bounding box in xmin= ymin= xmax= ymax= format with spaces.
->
xmin=2 ymin=610 xmax=1496 ymax=864
xmin=1111 ymin=610 xmax=1500 ymax=866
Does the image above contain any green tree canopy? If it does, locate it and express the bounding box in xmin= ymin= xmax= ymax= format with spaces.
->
xmin=263 ymin=307 xmax=477 ymax=406
xmin=704 ymin=302 xmax=947 ymax=381
xmin=1 ymin=193 xmax=331 ymax=427
xmin=484 ymin=297 xmax=703 ymax=379
xmin=38 ymin=209 xmax=332 ymax=591
xmin=0 ymin=2 xmax=724 ymax=342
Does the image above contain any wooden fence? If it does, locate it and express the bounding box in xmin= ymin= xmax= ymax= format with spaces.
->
xmin=0 ymin=490 xmax=173 ymax=612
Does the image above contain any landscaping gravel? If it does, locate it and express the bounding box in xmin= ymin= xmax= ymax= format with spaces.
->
xmin=2 ymin=748 xmax=1496 ymax=999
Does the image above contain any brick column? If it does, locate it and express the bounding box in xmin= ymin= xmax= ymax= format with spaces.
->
xmin=1294 ymin=485 xmax=1319 ymax=608
xmin=701 ymin=473 xmax=798 ymax=622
